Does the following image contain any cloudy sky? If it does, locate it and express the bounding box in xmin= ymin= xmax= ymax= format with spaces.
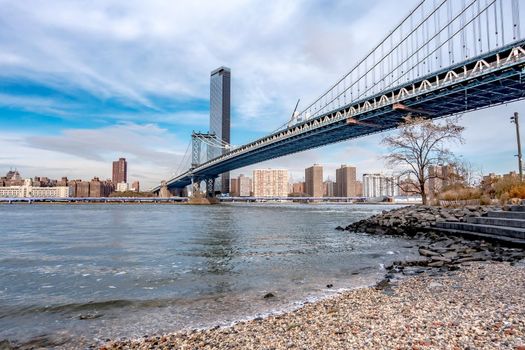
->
xmin=1 ymin=0 xmax=523 ymax=189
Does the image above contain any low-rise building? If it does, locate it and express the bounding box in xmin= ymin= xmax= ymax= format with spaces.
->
xmin=0 ymin=179 xmax=70 ymax=198
xmin=116 ymin=182 xmax=130 ymax=192
xmin=291 ymin=182 xmax=305 ymax=194
xmin=131 ymin=181 xmax=140 ymax=192
xmin=363 ymin=173 xmax=399 ymax=198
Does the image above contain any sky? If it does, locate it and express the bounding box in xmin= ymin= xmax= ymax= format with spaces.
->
xmin=0 ymin=0 xmax=523 ymax=189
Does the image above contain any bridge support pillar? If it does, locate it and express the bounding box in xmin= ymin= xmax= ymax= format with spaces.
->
xmin=191 ymin=177 xmax=202 ymax=196
xmin=206 ymin=177 xmax=215 ymax=198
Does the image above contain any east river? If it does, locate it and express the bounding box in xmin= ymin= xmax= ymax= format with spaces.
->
xmin=0 ymin=203 xmax=419 ymax=348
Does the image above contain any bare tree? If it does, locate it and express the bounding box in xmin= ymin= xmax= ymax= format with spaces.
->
xmin=451 ymin=158 xmax=481 ymax=187
xmin=382 ymin=116 xmax=464 ymax=205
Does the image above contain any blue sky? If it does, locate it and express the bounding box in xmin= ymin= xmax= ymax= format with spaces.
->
xmin=0 ymin=0 xmax=524 ymax=188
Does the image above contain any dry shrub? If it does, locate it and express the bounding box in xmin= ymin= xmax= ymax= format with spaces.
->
xmin=480 ymin=194 xmax=491 ymax=205
xmin=493 ymin=176 xmax=522 ymax=198
xmin=439 ymin=187 xmax=481 ymax=201
xmin=508 ymin=183 xmax=525 ymax=199
xmin=499 ymin=192 xmax=510 ymax=205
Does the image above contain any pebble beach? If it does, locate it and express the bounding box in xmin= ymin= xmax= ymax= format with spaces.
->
xmin=102 ymin=261 xmax=525 ymax=350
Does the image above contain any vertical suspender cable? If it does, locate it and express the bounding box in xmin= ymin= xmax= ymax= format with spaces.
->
xmin=397 ymin=27 xmax=401 ymax=80
xmin=512 ymin=0 xmax=521 ymax=40
xmin=357 ymin=64 xmax=360 ymax=95
xmin=494 ymin=0 xmax=499 ymax=47
xmin=478 ymin=0 xmax=483 ymax=52
xmin=364 ymin=56 xmax=368 ymax=89
xmin=343 ymin=73 xmax=346 ymax=105
xmin=410 ymin=13 xmax=415 ymax=80
xmin=500 ymin=0 xmax=505 ymax=44
xmin=389 ymin=34 xmax=394 ymax=81
xmin=415 ymin=8 xmax=420 ymax=77
xmin=371 ymin=49 xmax=375 ymax=93
xmin=485 ymin=0 xmax=491 ymax=50
xmin=448 ymin=0 xmax=454 ymax=64
xmin=461 ymin=0 xmax=468 ymax=58
xmin=379 ymin=44 xmax=385 ymax=89
xmin=435 ymin=1 xmax=442 ymax=67
xmin=472 ymin=4 xmax=478 ymax=55
xmin=425 ymin=5 xmax=431 ymax=72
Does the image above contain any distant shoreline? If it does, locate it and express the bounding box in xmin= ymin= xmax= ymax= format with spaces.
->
xmin=0 ymin=199 xmax=416 ymax=205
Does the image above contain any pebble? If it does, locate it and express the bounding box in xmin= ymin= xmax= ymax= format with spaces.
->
xmin=101 ymin=262 xmax=525 ymax=350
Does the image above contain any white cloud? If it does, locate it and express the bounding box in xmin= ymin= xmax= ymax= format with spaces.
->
xmin=0 ymin=0 xmax=523 ymax=188
xmin=0 ymin=123 xmax=187 ymax=188
xmin=0 ymin=0 xmax=417 ymax=129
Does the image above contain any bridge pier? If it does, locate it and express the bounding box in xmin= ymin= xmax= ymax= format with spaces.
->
xmin=205 ymin=177 xmax=215 ymax=198
xmin=191 ymin=177 xmax=201 ymax=196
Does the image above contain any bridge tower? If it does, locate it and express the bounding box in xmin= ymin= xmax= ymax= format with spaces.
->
xmin=191 ymin=132 xmax=218 ymax=168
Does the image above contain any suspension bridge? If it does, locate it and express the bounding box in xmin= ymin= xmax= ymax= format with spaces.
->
xmin=152 ymin=0 xmax=525 ymax=196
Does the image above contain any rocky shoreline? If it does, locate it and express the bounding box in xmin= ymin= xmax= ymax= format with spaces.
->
xmin=340 ymin=205 xmax=500 ymax=236
xmin=340 ymin=205 xmax=525 ymax=271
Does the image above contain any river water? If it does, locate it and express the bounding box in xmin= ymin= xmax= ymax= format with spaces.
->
xmin=0 ymin=203 xmax=418 ymax=348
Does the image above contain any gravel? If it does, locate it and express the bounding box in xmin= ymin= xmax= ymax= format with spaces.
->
xmin=101 ymin=261 xmax=525 ymax=350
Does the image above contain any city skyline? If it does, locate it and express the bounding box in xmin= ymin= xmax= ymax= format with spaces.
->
xmin=0 ymin=1 xmax=523 ymax=189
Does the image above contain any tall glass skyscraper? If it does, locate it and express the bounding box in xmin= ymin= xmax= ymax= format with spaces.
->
xmin=209 ymin=66 xmax=231 ymax=194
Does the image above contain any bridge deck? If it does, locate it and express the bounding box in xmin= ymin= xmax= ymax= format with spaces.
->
xmin=154 ymin=40 xmax=525 ymax=192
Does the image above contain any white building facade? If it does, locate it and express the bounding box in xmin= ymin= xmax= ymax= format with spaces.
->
xmin=363 ymin=173 xmax=399 ymax=198
xmin=0 ymin=179 xmax=71 ymax=198
xmin=116 ymin=182 xmax=129 ymax=192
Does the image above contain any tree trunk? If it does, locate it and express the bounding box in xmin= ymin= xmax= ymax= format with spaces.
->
xmin=420 ymin=181 xmax=427 ymax=205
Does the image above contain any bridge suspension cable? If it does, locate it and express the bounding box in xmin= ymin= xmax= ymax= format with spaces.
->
xmin=285 ymin=0 xmax=523 ymax=129
xmin=171 ymin=139 xmax=192 ymax=178
xmin=359 ymin=0 xmax=496 ymax=103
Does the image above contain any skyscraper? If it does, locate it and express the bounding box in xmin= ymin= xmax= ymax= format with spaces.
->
xmin=336 ymin=165 xmax=357 ymax=197
xmin=305 ymin=164 xmax=323 ymax=197
xmin=112 ymin=158 xmax=127 ymax=184
xmin=210 ymin=66 xmax=231 ymax=194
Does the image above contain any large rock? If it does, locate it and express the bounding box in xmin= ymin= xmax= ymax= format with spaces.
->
xmin=344 ymin=205 xmax=501 ymax=237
